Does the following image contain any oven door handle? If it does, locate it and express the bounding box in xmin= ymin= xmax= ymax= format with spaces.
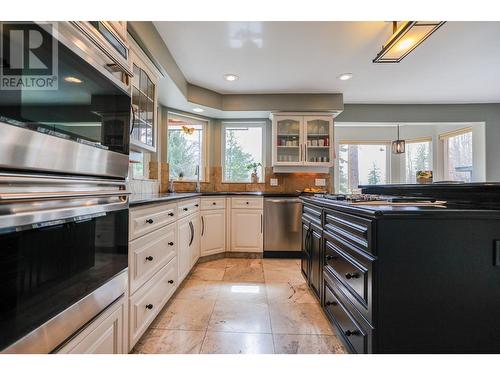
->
xmin=0 ymin=190 xmax=130 ymax=202
xmin=130 ymin=104 xmax=137 ymax=135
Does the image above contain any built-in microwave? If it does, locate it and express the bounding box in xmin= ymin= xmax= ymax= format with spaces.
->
xmin=0 ymin=21 xmax=132 ymax=179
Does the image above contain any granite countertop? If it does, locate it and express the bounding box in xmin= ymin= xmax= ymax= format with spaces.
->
xmin=129 ymin=191 xmax=301 ymax=206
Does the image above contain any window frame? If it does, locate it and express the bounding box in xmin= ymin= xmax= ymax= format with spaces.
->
xmin=335 ymin=140 xmax=392 ymax=194
xmin=167 ymin=111 xmax=209 ymax=182
xmin=403 ymin=137 xmax=433 ymax=184
xmin=221 ymin=121 xmax=267 ymax=183
xmin=439 ymin=127 xmax=473 ymax=182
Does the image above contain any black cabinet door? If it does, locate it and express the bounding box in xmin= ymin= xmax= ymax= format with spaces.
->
xmin=310 ymin=223 xmax=322 ymax=298
xmin=301 ymin=221 xmax=310 ymax=281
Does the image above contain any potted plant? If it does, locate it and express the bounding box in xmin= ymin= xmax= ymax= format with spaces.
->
xmin=246 ymin=162 xmax=262 ymax=184
xmin=178 ymin=171 xmax=184 ymax=181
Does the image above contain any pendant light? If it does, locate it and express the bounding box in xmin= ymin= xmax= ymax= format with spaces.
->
xmin=392 ymin=124 xmax=406 ymax=154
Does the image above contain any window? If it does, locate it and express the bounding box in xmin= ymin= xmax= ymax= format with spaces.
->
xmin=440 ymin=128 xmax=473 ymax=182
xmin=222 ymin=122 xmax=265 ymax=182
xmin=338 ymin=142 xmax=390 ymax=194
xmin=405 ymin=139 xmax=432 ymax=183
xmin=167 ymin=113 xmax=207 ymax=181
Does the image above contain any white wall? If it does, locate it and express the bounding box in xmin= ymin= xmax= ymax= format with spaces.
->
xmin=333 ymin=122 xmax=486 ymax=191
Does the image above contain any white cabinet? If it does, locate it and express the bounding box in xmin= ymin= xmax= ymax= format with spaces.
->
xmin=272 ymin=113 xmax=334 ymax=169
xmin=57 ymin=296 xmax=127 ymax=354
xmin=230 ymin=196 xmax=263 ymax=253
xmin=201 ymin=209 xmax=226 ymax=256
xmin=177 ymin=212 xmax=200 ymax=281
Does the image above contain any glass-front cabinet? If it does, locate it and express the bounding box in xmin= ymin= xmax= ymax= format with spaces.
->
xmin=272 ymin=114 xmax=334 ymax=168
xmin=130 ymin=43 xmax=159 ymax=152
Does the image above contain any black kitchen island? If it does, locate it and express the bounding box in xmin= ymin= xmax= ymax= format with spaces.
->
xmin=300 ymin=185 xmax=500 ymax=353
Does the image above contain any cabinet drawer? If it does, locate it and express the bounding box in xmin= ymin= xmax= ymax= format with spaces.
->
xmin=302 ymin=203 xmax=322 ymax=225
xmin=323 ymin=281 xmax=370 ymax=354
xmin=324 ymin=238 xmax=373 ymax=310
xmin=201 ymin=197 xmax=226 ymax=210
xmin=129 ymin=258 xmax=178 ymax=349
xmin=324 ymin=210 xmax=373 ymax=253
xmin=129 ymin=222 xmax=177 ymax=294
xmin=130 ymin=202 xmax=176 ymax=240
xmin=177 ymin=198 xmax=200 ymax=219
xmin=231 ymin=197 xmax=263 ymax=209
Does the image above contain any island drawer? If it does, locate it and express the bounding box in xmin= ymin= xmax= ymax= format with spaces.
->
xmin=302 ymin=203 xmax=322 ymax=225
xmin=323 ymin=276 xmax=372 ymax=354
xmin=324 ymin=209 xmax=373 ymax=254
xmin=130 ymin=202 xmax=177 ymax=240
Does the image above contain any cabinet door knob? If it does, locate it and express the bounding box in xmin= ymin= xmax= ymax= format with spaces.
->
xmin=168 ymin=212 xmax=174 ymax=217
xmin=168 ymin=242 xmax=174 ymax=246
xmin=145 ymin=304 xmax=154 ymax=310
xmin=345 ymin=330 xmax=360 ymax=337
xmin=183 ymin=207 xmax=188 ymax=211
xmin=145 ymin=256 xmax=154 ymax=261
xmin=168 ymin=280 xmax=174 ymax=284
xmin=145 ymin=219 xmax=154 ymax=224
xmin=325 ymin=301 xmax=338 ymax=307
xmin=246 ymin=201 xmax=249 ymax=205
xmin=345 ymin=273 xmax=360 ymax=280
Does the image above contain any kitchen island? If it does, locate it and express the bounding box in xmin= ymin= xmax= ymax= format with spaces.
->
xmin=300 ymin=191 xmax=500 ymax=353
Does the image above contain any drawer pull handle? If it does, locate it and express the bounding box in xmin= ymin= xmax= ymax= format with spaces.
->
xmin=145 ymin=256 xmax=154 ymax=261
xmin=345 ymin=273 xmax=360 ymax=280
xmin=168 ymin=280 xmax=174 ymax=284
xmin=183 ymin=208 xmax=188 ymax=211
xmin=246 ymin=201 xmax=249 ymax=205
xmin=326 ymin=255 xmax=338 ymax=261
xmin=195 ymin=204 xmax=199 ymax=207
xmin=168 ymin=212 xmax=174 ymax=217
xmin=325 ymin=301 xmax=338 ymax=307
xmin=145 ymin=219 xmax=154 ymax=224
xmin=145 ymin=304 xmax=154 ymax=310
xmin=345 ymin=330 xmax=360 ymax=337
xmin=168 ymin=242 xmax=174 ymax=246
xmin=212 ymin=202 xmax=217 ymax=205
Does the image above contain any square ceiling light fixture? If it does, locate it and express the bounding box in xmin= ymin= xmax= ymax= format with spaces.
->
xmin=373 ymin=21 xmax=446 ymax=63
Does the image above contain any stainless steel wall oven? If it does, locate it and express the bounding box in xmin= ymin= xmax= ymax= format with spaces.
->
xmin=0 ymin=21 xmax=132 ymax=353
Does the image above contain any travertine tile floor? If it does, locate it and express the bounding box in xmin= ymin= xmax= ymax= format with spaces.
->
xmin=133 ymin=258 xmax=346 ymax=354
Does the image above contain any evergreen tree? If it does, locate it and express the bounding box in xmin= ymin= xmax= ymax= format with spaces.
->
xmin=168 ymin=130 xmax=199 ymax=179
xmin=367 ymin=162 xmax=381 ymax=185
xmin=224 ymin=130 xmax=255 ymax=182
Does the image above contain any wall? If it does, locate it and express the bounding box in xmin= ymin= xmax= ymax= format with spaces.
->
xmin=336 ymin=104 xmax=500 ymax=181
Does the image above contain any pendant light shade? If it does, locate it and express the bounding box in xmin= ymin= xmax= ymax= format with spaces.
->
xmin=392 ymin=125 xmax=406 ymax=154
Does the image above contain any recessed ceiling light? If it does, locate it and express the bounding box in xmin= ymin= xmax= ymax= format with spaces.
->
xmin=192 ymin=108 xmax=204 ymax=113
xmin=64 ymin=76 xmax=83 ymax=84
xmin=224 ymin=74 xmax=239 ymax=82
xmin=337 ymin=73 xmax=353 ymax=81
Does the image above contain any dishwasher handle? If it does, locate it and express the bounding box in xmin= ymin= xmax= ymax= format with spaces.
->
xmin=266 ymin=198 xmax=302 ymax=204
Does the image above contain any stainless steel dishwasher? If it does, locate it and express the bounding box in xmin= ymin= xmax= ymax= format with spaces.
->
xmin=264 ymin=197 xmax=303 ymax=257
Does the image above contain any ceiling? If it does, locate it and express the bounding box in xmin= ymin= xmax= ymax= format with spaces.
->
xmin=153 ymin=21 xmax=500 ymax=104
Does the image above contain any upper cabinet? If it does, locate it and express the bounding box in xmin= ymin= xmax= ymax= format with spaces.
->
xmin=130 ymin=40 xmax=160 ymax=152
xmin=272 ymin=113 xmax=334 ymax=171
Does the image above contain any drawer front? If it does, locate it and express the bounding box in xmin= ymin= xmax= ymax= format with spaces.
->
xmin=302 ymin=203 xmax=322 ymax=226
xmin=201 ymin=197 xmax=226 ymax=210
xmin=129 ymin=258 xmax=178 ymax=349
xmin=129 ymin=222 xmax=177 ymax=294
xmin=177 ymin=198 xmax=201 ymax=219
xmin=323 ymin=281 xmax=370 ymax=354
xmin=231 ymin=197 xmax=263 ymax=210
xmin=130 ymin=203 xmax=176 ymax=240
xmin=324 ymin=239 xmax=370 ymax=309
xmin=324 ymin=210 xmax=373 ymax=253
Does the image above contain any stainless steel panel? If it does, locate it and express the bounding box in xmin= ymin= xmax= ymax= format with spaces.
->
xmin=0 ymin=172 xmax=129 ymax=231
xmin=264 ymin=197 xmax=302 ymax=252
xmin=0 ymin=123 xmax=129 ymax=178
xmin=1 ymin=270 xmax=128 ymax=354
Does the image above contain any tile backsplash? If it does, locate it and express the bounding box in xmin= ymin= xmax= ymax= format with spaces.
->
xmin=150 ymin=162 xmax=331 ymax=194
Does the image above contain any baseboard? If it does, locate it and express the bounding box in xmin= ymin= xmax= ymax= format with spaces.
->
xmin=263 ymin=251 xmax=301 ymax=259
